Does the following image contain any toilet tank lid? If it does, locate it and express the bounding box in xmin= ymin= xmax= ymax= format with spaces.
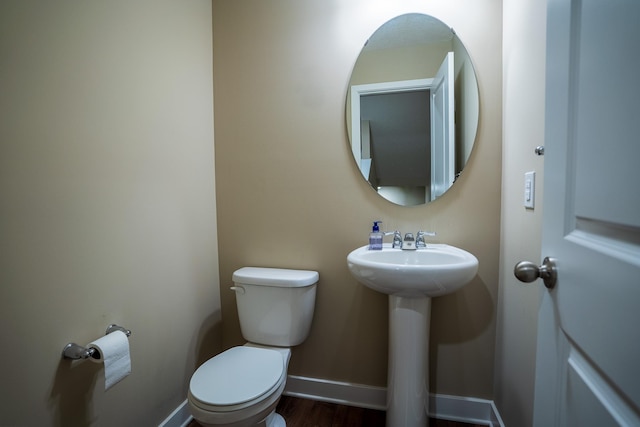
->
xmin=233 ymin=267 xmax=319 ymax=287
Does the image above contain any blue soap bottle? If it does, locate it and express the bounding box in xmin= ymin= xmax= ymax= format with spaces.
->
xmin=369 ymin=221 xmax=383 ymax=250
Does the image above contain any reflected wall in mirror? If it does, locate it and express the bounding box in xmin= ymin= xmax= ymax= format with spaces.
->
xmin=346 ymin=13 xmax=479 ymax=206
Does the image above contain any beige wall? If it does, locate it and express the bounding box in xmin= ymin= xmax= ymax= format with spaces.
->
xmin=350 ymin=42 xmax=452 ymax=84
xmin=494 ymin=0 xmax=546 ymax=425
xmin=0 ymin=0 xmax=553 ymax=424
xmin=213 ymin=0 xmax=502 ymax=398
xmin=0 ymin=1 xmax=221 ymax=426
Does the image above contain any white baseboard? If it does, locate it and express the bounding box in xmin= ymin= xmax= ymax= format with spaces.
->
xmin=430 ymin=394 xmax=504 ymax=427
xmin=158 ymin=399 xmax=192 ymax=427
xmin=489 ymin=401 xmax=506 ymax=427
xmin=160 ymin=376 xmax=506 ymax=427
xmin=284 ymin=375 xmax=505 ymax=427
xmin=284 ymin=374 xmax=387 ymax=410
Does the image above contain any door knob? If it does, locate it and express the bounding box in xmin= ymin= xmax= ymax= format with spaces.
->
xmin=514 ymin=257 xmax=557 ymax=289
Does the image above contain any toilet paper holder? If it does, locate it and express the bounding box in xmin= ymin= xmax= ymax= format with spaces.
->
xmin=62 ymin=324 xmax=131 ymax=360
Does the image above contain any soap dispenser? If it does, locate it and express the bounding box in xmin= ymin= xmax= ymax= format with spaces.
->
xmin=369 ymin=221 xmax=383 ymax=250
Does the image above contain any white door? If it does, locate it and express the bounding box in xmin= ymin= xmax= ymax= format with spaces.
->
xmin=530 ymin=0 xmax=640 ymax=425
xmin=430 ymin=52 xmax=455 ymax=200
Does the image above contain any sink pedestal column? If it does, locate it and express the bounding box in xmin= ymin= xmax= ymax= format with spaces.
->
xmin=387 ymin=295 xmax=431 ymax=427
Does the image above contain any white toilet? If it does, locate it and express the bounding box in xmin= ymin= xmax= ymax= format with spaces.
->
xmin=188 ymin=267 xmax=319 ymax=427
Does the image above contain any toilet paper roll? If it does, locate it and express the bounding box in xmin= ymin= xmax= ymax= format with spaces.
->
xmin=88 ymin=330 xmax=131 ymax=390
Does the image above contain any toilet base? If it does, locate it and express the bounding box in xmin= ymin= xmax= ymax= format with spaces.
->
xmin=264 ymin=411 xmax=285 ymax=427
xmin=194 ymin=409 xmax=285 ymax=427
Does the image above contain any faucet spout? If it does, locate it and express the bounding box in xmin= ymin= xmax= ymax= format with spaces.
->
xmin=402 ymin=233 xmax=416 ymax=250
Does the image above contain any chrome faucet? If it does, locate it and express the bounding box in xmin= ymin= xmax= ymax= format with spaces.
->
xmin=385 ymin=231 xmax=403 ymax=249
xmin=416 ymin=231 xmax=436 ymax=248
xmin=402 ymin=233 xmax=416 ymax=250
xmin=386 ymin=230 xmax=436 ymax=250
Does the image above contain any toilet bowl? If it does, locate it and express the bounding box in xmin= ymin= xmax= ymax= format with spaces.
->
xmin=188 ymin=345 xmax=291 ymax=427
xmin=188 ymin=267 xmax=318 ymax=427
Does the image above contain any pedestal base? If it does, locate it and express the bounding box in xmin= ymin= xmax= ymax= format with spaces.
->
xmin=387 ymin=295 xmax=431 ymax=427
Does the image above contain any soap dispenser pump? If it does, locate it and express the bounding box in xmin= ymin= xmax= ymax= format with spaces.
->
xmin=369 ymin=221 xmax=383 ymax=250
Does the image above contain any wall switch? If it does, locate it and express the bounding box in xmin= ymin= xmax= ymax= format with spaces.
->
xmin=524 ymin=171 xmax=535 ymax=209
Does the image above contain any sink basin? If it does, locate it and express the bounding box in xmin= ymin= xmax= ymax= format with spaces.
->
xmin=347 ymin=243 xmax=478 ymax=297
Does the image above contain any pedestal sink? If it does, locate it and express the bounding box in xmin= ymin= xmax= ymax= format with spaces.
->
xmin=347 ymin=244 xmax=478 ymax=427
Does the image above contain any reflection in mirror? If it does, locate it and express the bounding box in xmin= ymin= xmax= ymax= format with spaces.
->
xmin=346 ymin=13 xmax=479 ymax=206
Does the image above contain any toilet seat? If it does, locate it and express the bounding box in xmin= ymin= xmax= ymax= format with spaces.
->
xmin=189 ymin=346 xmax=285 ymax=413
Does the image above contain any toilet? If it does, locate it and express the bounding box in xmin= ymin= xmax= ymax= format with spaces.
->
xmin=188 ymin=267 xmax=319 ymax=427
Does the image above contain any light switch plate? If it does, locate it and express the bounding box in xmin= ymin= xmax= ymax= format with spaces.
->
xmin=524 ymin=171 xmax=535 ymax=209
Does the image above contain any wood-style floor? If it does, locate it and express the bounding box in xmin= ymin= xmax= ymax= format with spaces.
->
xmin=188 ymin=395 xmax=486 ymax=427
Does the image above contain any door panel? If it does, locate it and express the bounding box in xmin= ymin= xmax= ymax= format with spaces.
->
xmin=565 ymin=345 xmax=640 ymax=426
xmin=572 ymin=1 xmax=640 ymax=228
xmin=430 ymin=52 xmax=454 ymax=200
xmin=534 ymin=0 xmax=640 ymax=425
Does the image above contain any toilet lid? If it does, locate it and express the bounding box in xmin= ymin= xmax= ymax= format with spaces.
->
xmin=189 ymin=346 xmax=284 ymax=407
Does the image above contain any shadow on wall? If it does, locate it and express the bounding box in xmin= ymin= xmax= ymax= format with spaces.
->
xmin=431 ymin=276 xmax=493 ymax=343
xmin=191 ymin=311 xmax=223 ymax=371
xmin=429 ymin=275 xmax=494 ymax=392
xmin=49 ymin=359 xmax=100 ymax=427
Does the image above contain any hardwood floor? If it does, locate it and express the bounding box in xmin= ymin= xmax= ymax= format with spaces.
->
xmin=276 ymin=395 xmax=385 ymax=426
xmin=188 ymin=395 xmax=486 ymax=427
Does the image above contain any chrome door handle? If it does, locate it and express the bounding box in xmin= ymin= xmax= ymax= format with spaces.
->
xmin=514 ymin=257 xmax=557 ymax=289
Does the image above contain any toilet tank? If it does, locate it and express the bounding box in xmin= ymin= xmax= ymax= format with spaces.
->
xmin=232 ymin=267 xmax=318 ymax=347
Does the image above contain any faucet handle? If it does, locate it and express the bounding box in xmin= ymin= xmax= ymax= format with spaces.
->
xmin=416 ymin=231 xmax=436 ymax=248
xmin=385 ymin=231 xmax=403 ymax=249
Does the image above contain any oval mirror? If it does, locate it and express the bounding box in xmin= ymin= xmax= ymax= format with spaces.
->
xmin=346 ymin=13 xmax=479 ymax=206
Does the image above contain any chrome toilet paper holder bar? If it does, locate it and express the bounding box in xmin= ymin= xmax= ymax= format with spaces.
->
xmin=62 ymin=324 xmax=132 ymax=360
